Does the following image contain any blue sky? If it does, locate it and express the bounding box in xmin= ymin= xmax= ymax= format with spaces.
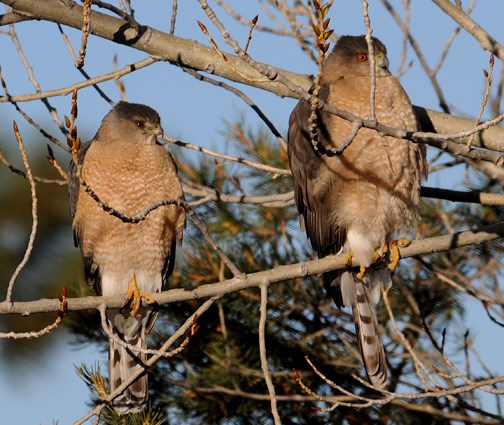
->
xmin=0 ymin=1 xmax=503 ymax=423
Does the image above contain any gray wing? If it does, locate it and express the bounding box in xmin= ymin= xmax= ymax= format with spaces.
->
xmin=287 ymin=83 xmax=346 ymax=257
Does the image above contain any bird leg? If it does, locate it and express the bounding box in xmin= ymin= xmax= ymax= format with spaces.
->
xmin=343 ymin=251 xmax=369 ymax=280
xmin=352 ymin=236 xmax=411 ymax=280
xmin=343 ymin=251 xmax=354 ymax=268
xmin=126 ymin=275 xmax=156 ymax=317
xmin=356 ymin=265 xmax=367 ymax=280
xmin=355 ymin=247 xmax=384 ymax=280
xmin=387 ymin=238 xmax=411 ymax=273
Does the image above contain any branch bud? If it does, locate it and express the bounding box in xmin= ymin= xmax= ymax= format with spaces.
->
xmin=197 ymin=20 xmax=208 ymax=34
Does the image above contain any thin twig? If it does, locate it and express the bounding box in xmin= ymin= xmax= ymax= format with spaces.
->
xmin=5 ymin=122 xmax=38 ymax=303
xmin=308 ymin=0 xmax=333 ymax=154
xmin=0 ymin=66 xmax=67 ymax=151
xmin=0 ymin=316 xmax=62 ymax=339
xmin=258 ymin=282 xmax=282 ymax=424
xmin=468 ymin=54 xmax=494 ymax=147
xmin=164 ymin=136 xmax=290 ymax=176
xmin=91 ymin=0 xmax=141 ymax=33
xmin=180 ymin=66 xmax=287 ymax=150
xmin=244 ymin=15 xmax=258 ymax=54
xmin=58 ymin=24 xmax=115 ymax=105
xmin=8 ymin=22 xmax=67 ymax=135
xmin=0 ymin=149 xmax=67 ymax=185
xmin=74 ymin=296 xmax=219 ymax=425
xmin=361 ymin=0 xmax=376 ymax=122
xmin=169 ymin=0 xmax=177 ymax=34
xmin=432 ymin=0 xmax=504 ymax=61
xmin=98 ymin=305 xmax=194 ymax=358
xmin=76 ymin=0 xmax=91 ymax=68
xmin=432 ymin=0 xmax=476 ymax=76
xmin=382 ymin=285 xmax=438 ymax=391
xmin=0 ymin=56 xmax=158 ymax=104
xmin=381 ymin=0 xmax=451 ymax=112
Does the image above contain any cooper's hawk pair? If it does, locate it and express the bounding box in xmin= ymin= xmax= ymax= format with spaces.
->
xmin=69 ymin=102 xmax=185 ymax=413
xmin=69 ymin=34 xmax=424 ymax=415
xmin=288 ymin=35 xmax=426 ymax=388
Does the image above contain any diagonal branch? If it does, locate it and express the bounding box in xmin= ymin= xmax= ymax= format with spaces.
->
xmin=1 ymin=221 xmax=503 ymax=315
xmin=432 ymin=0 xmax=504 ymax=61
xmin=74 ymin=296 xmax=219 ymax=425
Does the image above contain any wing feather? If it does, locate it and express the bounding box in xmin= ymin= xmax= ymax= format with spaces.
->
xmin=68 ymin=140 xmax=101 ymax=290
xmin=287 ymin=83 xmax=346 ymax=256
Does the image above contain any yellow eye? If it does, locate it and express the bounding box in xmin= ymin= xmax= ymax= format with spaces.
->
xmin=357 ymin=53 xmax=367 ymax=61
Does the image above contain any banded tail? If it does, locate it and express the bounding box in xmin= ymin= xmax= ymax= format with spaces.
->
xmin=106 ymin=307 xmax=156 ymax=413
xmin=324 ymin=269 xmax=389 ymax=389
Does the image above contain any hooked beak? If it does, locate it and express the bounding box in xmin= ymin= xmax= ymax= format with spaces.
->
xmin=375 ymin=51 xmax=389 ymax=70
xmin=149 ymin=124 xmax=164 ymax=138
xmin=146 ymin=124 xmax=164 ymax=145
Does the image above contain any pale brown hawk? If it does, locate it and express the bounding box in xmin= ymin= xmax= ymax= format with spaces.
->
xmin=288 ymin=35 xmax=426 ymax=389
xmin=69 ymin=102 xmax=185 ymax=413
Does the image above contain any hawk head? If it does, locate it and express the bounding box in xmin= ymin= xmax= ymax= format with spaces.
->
xmin=95 ymin=101 xmax=164 ymax=145
xmin=323 ymin=35 xmax=390 ymax=82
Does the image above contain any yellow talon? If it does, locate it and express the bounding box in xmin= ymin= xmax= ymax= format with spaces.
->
xmin=387 ymin=238 xmax=411 ymax=273
xmin=397 ymin=237 xmax=411 ymax=248
xmin=356 ymin=265 xmax=366 ymax=280
xmin=343 ymin=251 xmax=354 ymax=268
xmin=372 ymin=245 xmax=385 ymax=263
xmin=127 ymin=275 xmax=156 ymax=317
xmin=352 ymin=238 xmax=412 ymax=279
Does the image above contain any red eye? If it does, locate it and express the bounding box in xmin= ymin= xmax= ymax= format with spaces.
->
xmin=357 ymin=53 xmax=367 ymax=61
xmin=135 ymin=120 xmax=145 ymax=129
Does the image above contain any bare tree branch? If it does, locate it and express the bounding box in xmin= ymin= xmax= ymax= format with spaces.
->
xmin=5 ymin=122 xmax=38 ymax=303
xmin=2 ymin=0 xmax=504 ymax=152
xmin=1 ymin=221 xmax=503 ymax=315
xmin=432 ymin=0 xmax=504 ymax=61
xmin=0 ymin=10 xmax=31 ymax=25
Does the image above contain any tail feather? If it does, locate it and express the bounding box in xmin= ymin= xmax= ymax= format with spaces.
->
xmin=352 ymin=278 xmax=387 ymax=389
xmin=324 ymin=270 xmax=388 ymax=389
xmin=106 ymin=307 xmax=157 ymax=414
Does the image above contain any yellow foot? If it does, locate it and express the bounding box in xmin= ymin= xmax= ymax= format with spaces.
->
xmin=373 ymin=244 xmax=386 ymax=263
xmin=356 ymin=265 xmax=366 ymax=280
xmin=126 ymin=275 xmax=156 ymax=317
xmin=387 ymin=238 xmax=411 ymax=273
xmin=343 ymin=250 xmax=367 ymax=280
xmin=343 ymin=251 xmax=354 ymax=268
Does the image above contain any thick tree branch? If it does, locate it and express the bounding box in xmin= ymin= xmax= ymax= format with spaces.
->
xmin=1 ymin=221 xmax=503 ymax=316
xmin=0 ymin=11 xmax=31 ymax=25
xmin=432 ymin=0 xmax=504 ymax=61
xmin=421 ymin=186 xmax=504 ymax=206
xmin=1 ymin=0 xmax=503 ymax=152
